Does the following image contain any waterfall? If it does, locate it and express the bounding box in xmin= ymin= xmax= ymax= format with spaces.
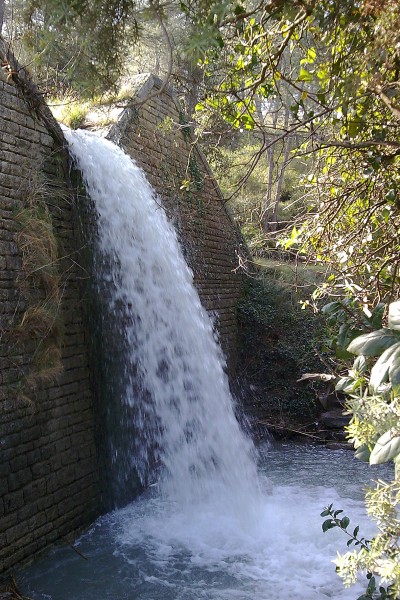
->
xmin=64 ymin=128 xmax=261 ymax=515
xmin=20 ymin=128 xmax=377 ymax=600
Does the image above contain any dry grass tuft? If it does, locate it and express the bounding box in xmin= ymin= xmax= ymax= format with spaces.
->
xmin=13 ymin=173 xmax=65 ymax=399
xmin=16 ymin=303 xmax=61 ymax=339
xmin=26 ymin=345 xmax=63 ymax=389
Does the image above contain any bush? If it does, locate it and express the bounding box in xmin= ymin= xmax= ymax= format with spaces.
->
xmin=237 ymin=274 xmax=326 ymax=423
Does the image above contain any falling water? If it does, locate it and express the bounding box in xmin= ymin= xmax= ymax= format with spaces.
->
xmin=23 ymin=128 xmax=381 ymax=599
xmin=64 ymin=127 xmax=261 ymax=516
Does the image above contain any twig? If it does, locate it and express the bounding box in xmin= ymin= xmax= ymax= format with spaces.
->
xmin=62 ymin=537 xmax=88 ymax=561
xmin=257 ymin=420 xmax=324 ymax=440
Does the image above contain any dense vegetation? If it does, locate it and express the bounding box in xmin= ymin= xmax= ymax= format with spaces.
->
xmin=237 ymin=272 xmax=337 ymax=435
xmin=2 ymin=0 xmax=400 ymax=596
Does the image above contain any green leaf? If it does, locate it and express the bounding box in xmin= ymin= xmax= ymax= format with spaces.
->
xmin=385 ymin=188 xmax=396 ymax=202
xmin=367 ymin=576 xmax=376 ymax=593
xmin=347 ymin=329 xmax=399 ymax=357
xmin=389 ymin=356 xmax=400 ymax=395
xmin=234 ymin=3 xmax=245 ymax=15
xmin=355 ymin=444 xmax=370 ymax=462
xmin=353 ymin=355 xmax=367 ymax=374
xmin=370 ymin=429 xmax=400 ymax=465
xmin=335 ymin=376 xmax=354 ymax=393
xmin=371 ymin=303 xmax=385 ymax=329
xmin=340 ymin=516 xmax=350 ymax=528
xmin=322 ymin=519 xmax=336 ymax=532
xmin=388 ymin=302 xmax=400 ymax=331
xmin=369 ymin=342 xmax=400 ymax=393
xmin=298 ymin=67 xmax=313 ymax=82
xmin=307 ymin=47 xmax=317 ymax=62
xmin=321 ymin=301 xmax=342 ymax=314
xmin=347 ymin=120 xmax=362 ymax=138
xmin=337 ymin=323 xmax=353 ymax=351
xmin=331 ymin=60 xmax=341 ymax=76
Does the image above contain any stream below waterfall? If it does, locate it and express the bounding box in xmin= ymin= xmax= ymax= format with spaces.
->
xmin=20 ymin=442 xmax=390 ymax=600
xmin=19 ymin=128 xmax=391 ymax=600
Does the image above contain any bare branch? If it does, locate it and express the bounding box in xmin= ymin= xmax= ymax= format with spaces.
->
xmin=372 ymin=85 xmax=400 ymax=121
xmin=132 ymin=0 xmax=174 ymax=108
xmin=225 ymin=107 xmax=331 ymax=200
xmin=316 ymin=138 xmax=400 ymax=150
xmin=222 ymin=0 xmax=266 ymax=26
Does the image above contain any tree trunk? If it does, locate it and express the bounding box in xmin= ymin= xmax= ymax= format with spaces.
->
xmin=184 ymin=64 xmax=202 ymax=119
xmin=254 ymin=95 xmax=264 ymax=124
xmin=0 ymin=0 xmax=4 ymax=36
xmin=262 ymin=144 xmax=275 ymax=232
xmin=261 ymin=105 xmax=279 ymax=232
xmin=270 ymin=106 xmax=291 ymax=232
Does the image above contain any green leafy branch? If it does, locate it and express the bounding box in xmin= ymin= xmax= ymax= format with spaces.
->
xmin=321 ymin=504 xmax=370 ymax=550
xmin=320 ymin=506 xmax=395 ymax=599
xmin=358 ymin=573 xmax=394 ymax=600
xmin=320 ymin=300 xmax=400 ymax=598
xmin=337 ymin=301 xmax=400 ymax=472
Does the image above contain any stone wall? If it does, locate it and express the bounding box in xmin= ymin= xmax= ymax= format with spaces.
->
xmin=0 ymin=63 xmax=99 ymax=573
xmin=90 ymin=74 xmax=245 ymax=365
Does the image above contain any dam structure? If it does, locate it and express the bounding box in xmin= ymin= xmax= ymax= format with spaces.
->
xmin=0 ymin=54 xmax=246 ymax=571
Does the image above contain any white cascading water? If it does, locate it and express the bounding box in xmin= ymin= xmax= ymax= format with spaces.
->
xmin=64 ymin=127 xmax=261 ymax=517
xmin=28 ymin=127 xmax=378 ymax=600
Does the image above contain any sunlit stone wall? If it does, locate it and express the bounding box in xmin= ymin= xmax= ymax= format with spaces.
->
xmin=90 ymin=74 xmax=246 ymax=367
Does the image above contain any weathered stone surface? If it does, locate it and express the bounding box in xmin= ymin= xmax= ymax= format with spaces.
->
xmin=0 ymin=66 xmax=99 ymax=573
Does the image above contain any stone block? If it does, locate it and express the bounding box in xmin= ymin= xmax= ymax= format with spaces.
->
xmin=24 ymin=478 xmax=47 ymax=504
xmin=17 ymin=502 xmax=38 ymax=521
xmin=8 ymin=468 xmax=32 ymax=492
xmin=0 ymin=476 xmax=8 ymax=497
xmin=10 ymin=454 xmax=28 ymax=472
xmin=5 ymin=521 xmax=29 ymax=544
xmin=31 ymin=461 xmax=51 ymax=478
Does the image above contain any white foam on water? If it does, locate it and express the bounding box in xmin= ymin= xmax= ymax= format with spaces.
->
xmin=20 ymin=446 xmax=377 ymax=600
xmin=111 ymin=477 xmax=370 ymax=600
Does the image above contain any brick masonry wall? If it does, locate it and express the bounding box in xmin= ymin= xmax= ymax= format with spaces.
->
xmin=0 ymin=70 xmax=246 ymax=573
xmin=0 ymin=71 xmax=100 ymax=573
xmin=105 ymin=75 xmax=246 ymax=367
